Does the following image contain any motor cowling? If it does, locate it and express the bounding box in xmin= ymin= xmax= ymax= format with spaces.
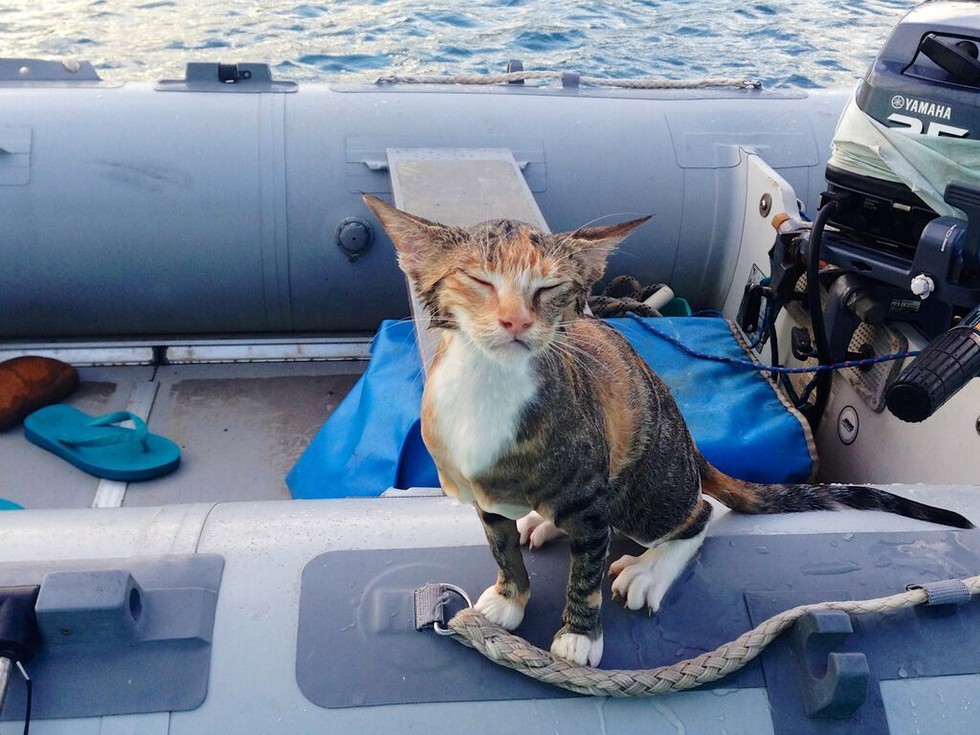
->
xmin=820 ymin=1 xmax=980 ymax=318
xmin=801 ymin=2 xmax=980 ymax=422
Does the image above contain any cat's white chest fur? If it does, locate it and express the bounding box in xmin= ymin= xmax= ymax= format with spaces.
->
xmin=425 ymin=337 xmax=538 ymax=482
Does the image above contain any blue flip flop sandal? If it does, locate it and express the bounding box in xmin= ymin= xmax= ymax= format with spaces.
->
xmin=24 ymin=404 xmax=181 ymax=481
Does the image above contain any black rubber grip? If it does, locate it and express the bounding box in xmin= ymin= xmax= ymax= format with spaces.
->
xmin=886 ymin=309 xmax=980 ymax=422
xmin=920 ymin=34 xmax=980 ymax=85
xmin=0 ymin=585 xmax=40 ymax=663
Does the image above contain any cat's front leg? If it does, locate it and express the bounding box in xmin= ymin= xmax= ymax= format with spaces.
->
xmin=549 ymin=496 xmax=610 ymax=667
xmin=474 ymin=509 xmax=530 ymax=630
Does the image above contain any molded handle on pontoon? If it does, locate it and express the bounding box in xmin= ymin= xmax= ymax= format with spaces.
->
xmin=791 ymin=609 xmax=869 ymax=719
xmin=886 ymin=305 xmax=980 ymax=422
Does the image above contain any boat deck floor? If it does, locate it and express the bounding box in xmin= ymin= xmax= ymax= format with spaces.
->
xmin=4 ymin=355 xmax=979 ymax=535
xmin=1 ymin=360 xmax=365 ymax=510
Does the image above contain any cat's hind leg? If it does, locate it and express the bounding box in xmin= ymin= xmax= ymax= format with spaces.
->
xmin=609 ymin=531 xmax=706 ymax=611
xmin=474 ymin=509 xmax=530 ymax=630
xmin=517 ymin=510 xmax=565 ymax=548
xmin=610 ymin=497 xmax=711 ymax=612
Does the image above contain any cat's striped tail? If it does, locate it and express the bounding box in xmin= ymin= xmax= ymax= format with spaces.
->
xmin=699 ymin=461 xmax=975 ymax=529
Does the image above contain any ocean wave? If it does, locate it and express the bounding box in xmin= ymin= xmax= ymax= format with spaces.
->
xmin=2 ymin=0 xmax=917 ymax=88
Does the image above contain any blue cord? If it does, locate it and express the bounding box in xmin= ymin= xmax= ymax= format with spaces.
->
xmin=626 ymin=313 xmax=920 ymax=374
xmin=690 ymin=308 xmax=725 ymax=319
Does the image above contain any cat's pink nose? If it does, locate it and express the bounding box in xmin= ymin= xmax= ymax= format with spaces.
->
xmin=499 ymin=307 xmax=534 ymax=337
xmin=500 ymin=318 xmax=533 ymax=336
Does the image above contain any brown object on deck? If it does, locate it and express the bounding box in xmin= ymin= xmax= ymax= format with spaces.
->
xmin=0 ymin=356 xmax=80 ymax=430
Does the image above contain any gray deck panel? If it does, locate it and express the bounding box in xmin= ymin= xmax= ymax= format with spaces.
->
xmin=0 ymin=366 xmax=154 ymax=509
xmin=131 ymin=364 xmax=360 ymax=507
xmin=298 ymin=530 xmax=980 ymax=721
xmin=0 ymin=361 xmax=363 ymax=510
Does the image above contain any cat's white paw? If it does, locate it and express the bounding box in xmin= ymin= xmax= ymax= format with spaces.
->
xmin=608 ymin=552 xmax=643 ymax=576
xmin=610 ymin=531 xmax=707 ymax=612
xmin=551 ymin=631 xmax=604 ymax=667
xmin=517 ymin=511 xmax=564 ymax=548
xmin=610 ymin=553 xmax=671 ymax=612
xmin=474 ymin=586 xmax=526 ymax=630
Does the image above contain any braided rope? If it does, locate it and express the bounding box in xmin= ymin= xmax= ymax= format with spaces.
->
xmin=588 ymin=276 xmax=666 ymax=318
xmin=446 ymin=574 xmax=980 ymax=697
xmin=375 ymin=70 xmax=760 ymax=89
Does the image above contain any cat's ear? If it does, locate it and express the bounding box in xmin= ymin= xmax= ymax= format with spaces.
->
xmin=362 ymin=194 xmax=454 ymax=279
xmin=556 ymin=216 xmax=651 ymax=283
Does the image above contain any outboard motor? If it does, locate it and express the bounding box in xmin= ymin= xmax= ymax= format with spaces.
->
xmin=796 ymin=1 xmax=980 ymax=422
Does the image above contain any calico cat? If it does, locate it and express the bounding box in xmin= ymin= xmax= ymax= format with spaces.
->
xmin=362 ymin=193 xmax=974 ymax=667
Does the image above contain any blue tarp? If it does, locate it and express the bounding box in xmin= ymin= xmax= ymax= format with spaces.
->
xmin=286 ymin=317 xmax=815 ymax=499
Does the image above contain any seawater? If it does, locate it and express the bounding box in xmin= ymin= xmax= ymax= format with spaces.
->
xmin=2 ymin=0 xmax=918 ymax=88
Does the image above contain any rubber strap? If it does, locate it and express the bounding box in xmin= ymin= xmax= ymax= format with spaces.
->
xmin=906 ymin=579 xmax=972 ymax=606
xmin=57 ymin=411 xmax=150 ymax=450
xmin=414 ymin=584 xmax=449 ymax=631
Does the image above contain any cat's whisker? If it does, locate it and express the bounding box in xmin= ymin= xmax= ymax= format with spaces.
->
xmin=371 ymin=316 xmax=416 ymax=335
xmin=401 ymin=361 xmax=426 ymax=393
xmin=570 ymin=211 xmax=652 ymax=233
xmin=369 ymin=318 xmax=428 ymax=348
xmin=551 ymin=327 xmax=609 ymax=351
xmin=550 ymin=343 xmax=608 ymax=376
xmin=543 ymin=335 xmax=607 ymax=374
xmin=556 ymin=335 xmax=607 ymax=356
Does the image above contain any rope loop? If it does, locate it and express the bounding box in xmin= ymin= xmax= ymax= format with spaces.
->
xmin=376 ymin=70 xmax=761 ymax=90
xmin=441 ymin=575 xmax=980 ymax=697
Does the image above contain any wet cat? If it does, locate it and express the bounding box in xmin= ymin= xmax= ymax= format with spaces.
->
xmin=363 ymin=193 xmax=974 ymax=667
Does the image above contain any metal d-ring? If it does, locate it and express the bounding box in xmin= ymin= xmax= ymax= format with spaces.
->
xmin=432 ymin=584 xmax=474 ymax=636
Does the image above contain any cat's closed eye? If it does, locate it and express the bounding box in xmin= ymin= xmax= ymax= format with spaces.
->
xmin=533 ymin=281 xmax=567 ymax=304
xmin=534 ymin=282 xmax=565 ymax=297
xmin=463 ymin=273 xmax=495 ymax=290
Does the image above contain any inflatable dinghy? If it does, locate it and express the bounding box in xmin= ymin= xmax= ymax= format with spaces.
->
xmin=1 ymin=3 xmax=979 ymax=733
